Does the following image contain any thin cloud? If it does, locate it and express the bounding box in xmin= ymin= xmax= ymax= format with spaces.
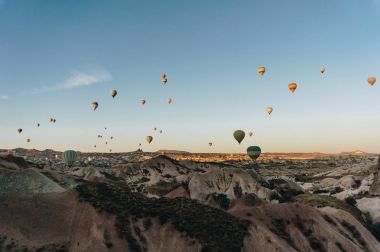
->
xmin=57 ymin=69 xmax=112 ymax=90
xmin=30 ymin=68 xmax=112 ymax=94
xmin=0 ymin=95 xmax=8 ymax=100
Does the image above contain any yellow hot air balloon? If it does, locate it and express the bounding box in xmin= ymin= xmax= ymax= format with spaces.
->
xmin=266 ymin=107 xmax=273 ymax=115
xmin=140 ymin=99 xmax=146 ymax=105
xmin=91 ymin=102 xmax=98 ymax=111
xmin=162 ymin=73 xmax=167 ymax=85
xmin=288 ymin=82 xmax=297 ymax=93
xmin=258 ymin=66 xmax=266 ymax=76
xmin=146 ymin=136 xmax=153 ymax=144
xmin=368 ymin=76 xmax=376 ymax=86
xmin=167 ymin=97 xmax=172 ymax=104
xmin=109 ymin=89 xmax=117 ymax=98
xmin=320 ymin=67 xmax=326 ymax=74
xmin=249 ymin=132 xmax=253 ymax=137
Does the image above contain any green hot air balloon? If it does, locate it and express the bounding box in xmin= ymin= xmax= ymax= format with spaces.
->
xmin=247 ymin=146 xmax=261 ymax=160
xmin=233 ymin=130 xmax=245 ymax=144
xmin=62 ymin=150 xmax=78 ymax=167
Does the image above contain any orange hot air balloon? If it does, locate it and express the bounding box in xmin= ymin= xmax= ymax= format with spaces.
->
xmin=258 ymin=66 xmax=266 ymax=76
xmin=140 ymin=99 xmax=146 ymax=105
xmin=368 ymin=76 xmax=376 ymax=86
xmin=162 ymin=73 xmax=167 ymax=85
xmin=167 ymin=97 xmax=172 ymax=104
xmin=320 ymin=67 xmax=326 ymax=74
xmin=288 ymin=82 xmax=297 ymax=93
xmin=91 ymin=102 xmax=98 ymax=111
xmin=266 ymin=107 xmax=273 ymax=115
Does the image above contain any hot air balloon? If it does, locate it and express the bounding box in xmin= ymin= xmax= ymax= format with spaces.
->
xmin=209 ymin=142 xmax=213 ymax=147
xmin=140 ymin=99 xmax=146 ymax=105
xmin=109 ymin=89 xmax=117 ymax=98
xmin=109 ymin=149 xmax=112 ymax=152
xmin=17 ymin=128 xmax=22 ymax=134
xmin=53 ymin=119 xmax=56 ymax=123
xmin=27 ymin=139 xmax=30 ymax=143
xmin=110 ymin=136 xmax=113 ymax=140
xmin=288 ymin=83 xmax=297 ymax=93
xmin=249 ymin=132 xmax=253 ymax=137
xmin=62 ymin=150 xmax=78 ymax=167
xmin=94 ymin=145 xmax=97 ymax=148
xmin=162 ymin=73 xmax=167 ymax=85
xmin=49 ymin=118 xmax=54 ymax=122
xmin=320 ymin=67 xmax=326 ymax=74
xmin=368 ymin=76 xmax=376 ymax=86
xmin=159 ymin=130 xmax=162 ymax=134
xmin=258 ymin=66 xmax=266 ymax=76
xmin=146 ymin=136 xmax=153 ymax=144
xmin=233 ymin=130 xmax=245 ymax=144
xmin=139 ymin=143 xmax=142 ymax=146
xmin=167 ymin=97 xmax=172 ymax=104
xmin=37 ymin=123 xmax=40 ymax=127
xmin=91 ymin=102 xmax=98 ymax=111
xmin=154 ymin=128 xmax=157 ymax=131
xmin=266 ymin=107 xmax=273 ymax=115
xmin=247 ymin=146 xmax=261 ymax=160
xmin=105 ymin=142 xmax=108 ymax=145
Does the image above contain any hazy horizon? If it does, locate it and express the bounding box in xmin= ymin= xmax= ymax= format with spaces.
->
xmin=1 ymin=0 xmax=380 ymax=153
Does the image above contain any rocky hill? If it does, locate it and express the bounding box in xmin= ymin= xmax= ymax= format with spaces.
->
xmin=0 ymin=152 xmax=379 ymax=251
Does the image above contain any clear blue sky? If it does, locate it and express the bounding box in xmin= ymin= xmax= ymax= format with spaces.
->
xmin=1 ymin=0 xmax=380 ymax=153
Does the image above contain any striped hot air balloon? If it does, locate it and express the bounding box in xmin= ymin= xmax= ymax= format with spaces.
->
xmin=62 ymin=150 xmax=78 ymax=167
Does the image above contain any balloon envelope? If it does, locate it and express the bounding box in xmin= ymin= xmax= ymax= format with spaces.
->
xmin=162 ymin=73 xmax=167 ymax=84
xmin=91 ymin=102 xmax=98 ymax=111
xmin=258 ymin=66 xmax=266 ymax=76
xmin=63 ymin=150 xmax=78 ymax=167
xmin=247 ymin=146 xmax=261 ymax=160
xmin=368 ymin=76 xmax=376 ymax=86
xmin=146 ymin=136 xmax=153 ymax=144
xmin=320 ymin=67 xmax=326 ymax=74
xmin=109 ymin=89 xmax=117 ymax=98
xmin=233 ymin=130 xmax=245 ymax=144
xmin=266 ymin=107 xmax=273 ymax=115
xmin=288 ymin=83 xmax=297 ymax=93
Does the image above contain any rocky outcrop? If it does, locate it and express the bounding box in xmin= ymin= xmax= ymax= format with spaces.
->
xmin=0 ymin=168 xmax=66 ymax=195
xmin=230 ymin=203 xmax=380 ymax=252
xmin=188 ymin=167 xmax=271 ymax=201
xmin=369 ymin=156 xmax=380 ymax=196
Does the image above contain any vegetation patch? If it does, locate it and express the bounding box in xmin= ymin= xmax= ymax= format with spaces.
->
xmin=145 ymin=179 xmax=181 ymax=196
xmin=76 ymin=181 xmax=249 ymax=252
xmin=211 ymin=193 xmax=231 ymax=210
